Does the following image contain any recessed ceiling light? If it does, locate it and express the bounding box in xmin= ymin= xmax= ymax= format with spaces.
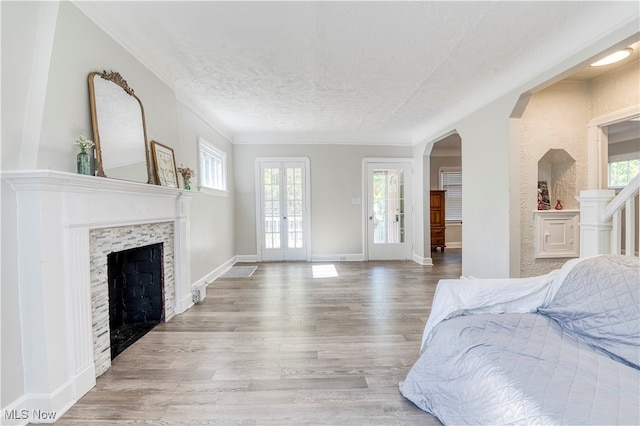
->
xmin=590 ymin=48 xmax=633 ymax=67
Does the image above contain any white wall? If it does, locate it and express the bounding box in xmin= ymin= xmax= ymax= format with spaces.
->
xmin=38 ymin=1 xmax=180 ymax=171
xmin=1 ymin=1 xmax=235 ymax=415
xmin=175 ymin=102 xmax=236 ymax=281
xmin=234 ymin=144 xmax=412 ymax=259
xmin=1 ymin=1 xmax=59 ymax=411
xmin=457 ymin=94 xmax=519 ymax=278
xmin=23 ymin=1 xmax=234 ymax=287
xmin=412 ymin=144 xmax=428 ymax=264
xmin=1 ymin=1 xmax=58 ymax=170
xmin=416 ymin=95 xmax=519 ymax=278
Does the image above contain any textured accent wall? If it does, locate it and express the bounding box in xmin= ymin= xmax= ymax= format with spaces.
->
xmin=590 ymin=60 xmax=640 ymax=119
xmin=519 ymin=81 xmax=589 ymax=277
xmin=520 ymin=59 xmax=640 ymax=277
xmin=89 ymin=222 xmax=175 ymax=376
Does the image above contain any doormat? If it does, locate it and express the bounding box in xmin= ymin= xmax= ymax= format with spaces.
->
xmin=221 ymin=265 xmax=258 ymax=278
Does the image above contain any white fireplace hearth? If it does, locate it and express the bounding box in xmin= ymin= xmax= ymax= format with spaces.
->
xmin=2 ymin=170 xmax=193 ymax=422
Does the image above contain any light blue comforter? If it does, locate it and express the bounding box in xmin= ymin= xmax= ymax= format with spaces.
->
xmin=400 ymin=255 xmax=640 ymax=425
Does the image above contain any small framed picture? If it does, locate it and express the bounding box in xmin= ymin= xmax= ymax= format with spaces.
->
xmin=151 ymin=140 xmax=178 ymax=188
xmin=537 ymin=180 xmax=550 ymax=210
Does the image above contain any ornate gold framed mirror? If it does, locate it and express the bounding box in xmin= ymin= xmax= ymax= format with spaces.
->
xmin=88 ymin=70 xmax=154 ymax=183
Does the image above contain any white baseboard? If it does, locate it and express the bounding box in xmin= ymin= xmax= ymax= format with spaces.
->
xmin=412 ymin=253 xmax=433 ymax=266
xmin=1 ymin=365 xmax=95 ymax=425
xmin=73 ymin=364 xmax=96 ymax=407
xmin=180 ymin=293 xmax=195 ymax=311
xmin=235 ymin=254 xmax=366 ymax=262
xmin=311 ymin=253 xmax=365 ymax=262
xmin=189 ymin=256 xmax=237 ymax=302
xmin=234 ymin=253 xmax=437 ymax=263
xmin=2 ymin=395 xmax=29 ymax=426
xmin=445 ymin=242 xmax=462 ymax=248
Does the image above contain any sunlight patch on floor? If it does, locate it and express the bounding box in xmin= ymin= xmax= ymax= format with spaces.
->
xmin=312 ymin=264 xmax=339 ymax=278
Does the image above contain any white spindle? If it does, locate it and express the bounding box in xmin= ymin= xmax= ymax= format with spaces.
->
xmin=611 ymin=210 xmax=621 ymax=255
xmin=624 ymin=197 xmax=636 ymax=256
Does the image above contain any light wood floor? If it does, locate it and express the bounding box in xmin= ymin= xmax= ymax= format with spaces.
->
xmin=57 ymin=252 xmax=461 ymax=425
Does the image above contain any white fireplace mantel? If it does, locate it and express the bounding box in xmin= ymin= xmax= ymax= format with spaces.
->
xmin=2 ymin=170 xmax=193 ymax=422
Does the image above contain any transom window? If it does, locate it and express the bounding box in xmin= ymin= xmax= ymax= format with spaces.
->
xmin=199 ymin=138 xmax=226 ymax=192
xmin=440 ymin=168 xmax=462 ymax=222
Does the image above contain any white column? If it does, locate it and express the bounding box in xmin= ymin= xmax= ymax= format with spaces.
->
xmin=576 ymin=189 xmax=616 ymax=257
xmin=586 ymin=125 xmax=608 ymax=190
xmin=14 ymin=187 xmax=82 ymax=415
xmin=64 ymin=227 xmax=97 ymax=396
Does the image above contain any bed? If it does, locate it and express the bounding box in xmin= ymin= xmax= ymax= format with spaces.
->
xmin=400 ymin=255 xmax=640 ymax=425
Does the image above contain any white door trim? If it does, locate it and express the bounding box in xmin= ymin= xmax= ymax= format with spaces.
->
xmin=255 ymin=157 xmax=311 ymax=262
xmin=587 ymin=104 xmax=640 ymax=189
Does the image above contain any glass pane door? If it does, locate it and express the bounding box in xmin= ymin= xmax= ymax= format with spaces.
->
xmin=286 ymin=166 xmax=304 ymax=250
xmin=367 ymin=161 xmax=412 ymax=260
xmin=373 ymin=169 xmax=405 ymax=244
xmin=259 ymin=160 xmax=309 ymax=261
xmin=263 ymin=166 xmax=281 ymax=249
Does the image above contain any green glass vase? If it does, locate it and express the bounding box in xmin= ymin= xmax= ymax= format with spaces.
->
xmin=77 ymin=147 xmax=91 ymax=175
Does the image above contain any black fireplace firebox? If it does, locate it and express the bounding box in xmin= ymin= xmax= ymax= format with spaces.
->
xmin=108 ymin=243 xmax=164 ymax=359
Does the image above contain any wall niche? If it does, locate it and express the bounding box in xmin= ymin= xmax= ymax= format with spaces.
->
xmin=538 ymin=149 xmax=576 ymax=209
xmin=535 ymin=148 xmax=579 ymax=259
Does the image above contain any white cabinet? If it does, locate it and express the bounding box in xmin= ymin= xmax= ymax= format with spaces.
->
xmin=534 ymin=210 xmax=580 ymax=258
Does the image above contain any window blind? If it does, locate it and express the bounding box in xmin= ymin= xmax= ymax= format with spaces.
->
xmin=441 ymin=169 xmax=462 ymax=221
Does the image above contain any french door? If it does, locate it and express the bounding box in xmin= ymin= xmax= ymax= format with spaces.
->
xmin=366 ymin=160 xmax=412 ymax=260
xmin=257 ymin=158 xmax=310 ymax=261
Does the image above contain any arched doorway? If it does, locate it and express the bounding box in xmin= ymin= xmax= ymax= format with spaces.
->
xmin=424 ymin=132 xmax=463 ymax=265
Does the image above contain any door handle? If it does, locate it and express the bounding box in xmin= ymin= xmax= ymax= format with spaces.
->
xmin=395 ymin=214 xmax=399 ymax=222
xmin=369 ymin=216 xmax=373 ymax=220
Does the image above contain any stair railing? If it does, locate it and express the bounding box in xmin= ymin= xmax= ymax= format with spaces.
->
xmin=577 ymin=173 xmax=639 ymax=257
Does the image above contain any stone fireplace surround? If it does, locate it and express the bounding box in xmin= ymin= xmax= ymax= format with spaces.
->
xmin=2 ymin=170 xmax=193 ymax=421
xmin=91 ymin=222 xmax=175 ymax=376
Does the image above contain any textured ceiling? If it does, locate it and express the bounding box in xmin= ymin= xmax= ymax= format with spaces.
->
xmin=75 ymin=1 xmax=635 ymax=145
